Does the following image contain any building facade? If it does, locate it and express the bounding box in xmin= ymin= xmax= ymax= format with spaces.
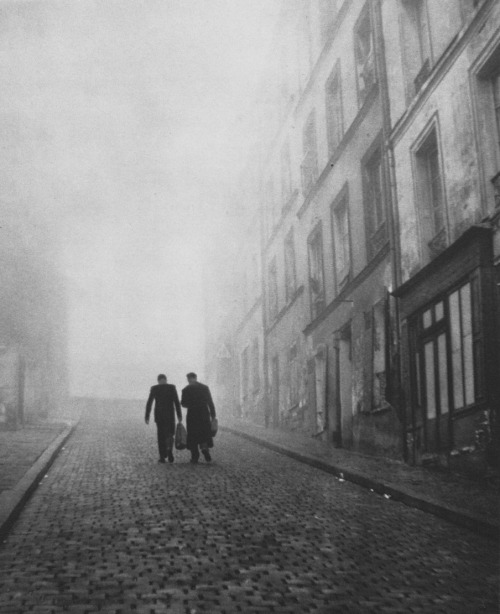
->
xmin=206 ymin=0 xmax=500 ymax=476
xmin=384 ymin=0 xmax=500 ymax=475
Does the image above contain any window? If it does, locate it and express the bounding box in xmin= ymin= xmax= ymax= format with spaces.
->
xmin=415 ymin=127 xmax=447 ymax=258
xmin=308 ymin=224 xmax=326 ymax=319
xmin=354 ymin=5 xmax=376 ymax=107
xmin=400 ymin=0 xmax=462 ymax=99
xmin=331 ymin=188 xmax=351 ymax=288
xmin=252 ymin=339 xmax=260 ymax=392
xmin=411 ymin=279 xmax=483 ymax=430
xmin=284 ymin=229 xmax=297 ymax=302
xmin=362 ymin=143 xmax=387 ymax=258
xmin=267 ymin=258 xmax=279 ymax=322
xmin=400 ymin=0 xmax=431 ymax=96
xmin=325 ymin=63 xmax=343 ymax=155
xmin=241 ymin=346 xmax=250 ymax=401
xmin=301 ymin=111 xmax=318 ymax=195
xmin=281 ymin=141 xmax=293 ymax=207
xmin=287 ymin=342 xmax=300 ymax=408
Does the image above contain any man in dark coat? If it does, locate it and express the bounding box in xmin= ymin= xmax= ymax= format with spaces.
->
xmin=145 ymin=374 xmax=182 ymax=463
xmin=181 ymin=372 xmax=216 ymax=463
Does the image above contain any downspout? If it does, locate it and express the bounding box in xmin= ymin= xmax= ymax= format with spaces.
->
xmin=372 ymin=0 xmax=407 ymax=461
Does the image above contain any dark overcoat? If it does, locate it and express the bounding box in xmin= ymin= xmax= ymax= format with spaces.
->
xmin=145 ymin=383 xmax=182 ymax=433
xmin=181 ymin=382 xmax=216 ymax=449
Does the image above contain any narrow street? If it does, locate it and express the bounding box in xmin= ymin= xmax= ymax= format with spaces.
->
xmin=0 ymin=403 xmax=497 ymax=614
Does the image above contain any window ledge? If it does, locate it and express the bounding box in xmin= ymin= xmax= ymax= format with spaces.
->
xmin=298 ymin=82 xmax=379 ymax=220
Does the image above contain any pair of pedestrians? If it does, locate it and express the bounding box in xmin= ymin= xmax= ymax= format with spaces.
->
xmin=145 ymin=372 xmax=216 ymax=464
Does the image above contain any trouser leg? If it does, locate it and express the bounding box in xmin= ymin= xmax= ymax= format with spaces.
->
xmin=166 ymin=435 xmax=174 ymax=453
xmin=156 ymin=423 xmax=167 ymax=459
xmin=191 ymin=444 xmax=200 ymax=461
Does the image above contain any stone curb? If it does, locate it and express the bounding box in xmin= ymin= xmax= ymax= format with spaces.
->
xmin=0 ymin=420 xmax=79 ymax=542
xmin=222 ymin=425 xmax=499 ymax=540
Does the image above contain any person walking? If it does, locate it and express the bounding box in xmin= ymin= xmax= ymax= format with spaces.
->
xmin=145 ymin=374 xmax=182 ymax=463
xmin=181 ymin=372 xmax=216 ymax=464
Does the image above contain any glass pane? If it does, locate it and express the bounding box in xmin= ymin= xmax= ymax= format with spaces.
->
xmin=423 ymin=309 xmax=432 ymax=328
xmin=424 ymin=342 xmax=436 ymax=420
xmin=435 ymin=301 xmax=444 ymax=321
xmin=449 ymin=290 xmax=464 ymax=409
xmin=460 ymin=284 xmax=475 ymax=406
xmin=437 ymin=334 xmax=449 ymax=415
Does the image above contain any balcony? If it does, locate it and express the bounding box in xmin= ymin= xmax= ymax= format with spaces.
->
xmin=301 ymin=150 xmax=318 ymax=196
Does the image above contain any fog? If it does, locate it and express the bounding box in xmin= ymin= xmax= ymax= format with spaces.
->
xmin=0 ymin=0 xmax=279 ymax=399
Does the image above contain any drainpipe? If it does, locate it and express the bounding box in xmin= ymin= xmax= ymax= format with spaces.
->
xmin=372 ymin=0 xmax=407 ymax=461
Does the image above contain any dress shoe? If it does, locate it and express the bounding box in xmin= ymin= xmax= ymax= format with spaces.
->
xmin=202 ymin=450 xmax=212 ymax=462
xmin=167 ymin=452 xmax=174 ymax=463
xmin=190 ymin=456 xmax=199 ymax=464
xmin=158 ymin=458 xmax=166 ymax=463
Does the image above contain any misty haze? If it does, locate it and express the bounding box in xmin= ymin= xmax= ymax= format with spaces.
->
xmin=0 ymin=1 xmax=498 ymax=613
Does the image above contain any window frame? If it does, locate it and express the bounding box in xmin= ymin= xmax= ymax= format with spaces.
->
xmin=330 ymin=183 xmax=352 ymax=291
xmin=411 ymin=117 xmax=449 ymax=261
xmin=301 ymin=110 xmax=319 ymax=196
xmin=325 ymin=60 xmax=344 ymax=156
xmin=409 ymin=273 xmax=485 ymax=450
xmin=307 ymin=222 xmax=326 ymax=320
xmin=361 ymin=134 xmax=388 ymax=260
xmin=353 ymin=3 xmax=377 ymax=109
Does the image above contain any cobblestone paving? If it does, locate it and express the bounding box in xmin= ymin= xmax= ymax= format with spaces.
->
xmin=0 ymin=404 xmax=497 ymax=613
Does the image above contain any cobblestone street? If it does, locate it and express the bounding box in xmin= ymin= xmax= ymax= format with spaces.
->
xmin=0 ymin=403 xmax=497 ymax=613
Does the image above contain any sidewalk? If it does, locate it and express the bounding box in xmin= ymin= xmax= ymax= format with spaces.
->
xmin=222 ymin=419 xmax=499 ymax=539
xmin=0 ymin=419 xmax=77 ymax=540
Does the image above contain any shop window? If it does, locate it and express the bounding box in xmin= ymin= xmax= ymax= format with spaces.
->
xmin=411 ymin=277 xmax=483 ymax=424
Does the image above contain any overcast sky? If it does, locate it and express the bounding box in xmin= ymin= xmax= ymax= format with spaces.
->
xmin=0 ymin=0 xmax=279 ymax=397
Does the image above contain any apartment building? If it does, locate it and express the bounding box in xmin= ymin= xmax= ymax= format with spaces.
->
xmin=256 ymin=0 xmax=401 ymax=457
xmin=206 ymin=0 xmax=500 ymax=475
xmin=384 ymin=0 xmax=500 ymax=474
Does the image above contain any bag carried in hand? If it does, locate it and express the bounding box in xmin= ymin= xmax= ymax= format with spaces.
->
xmin=175 ymin=422 xmax=187 ymax=450
xmin=211 ymin=417 xmax=218 ymax=437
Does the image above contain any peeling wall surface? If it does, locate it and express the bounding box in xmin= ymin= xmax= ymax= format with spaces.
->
xmin=206 ymin=0 xmax=500 ymax=475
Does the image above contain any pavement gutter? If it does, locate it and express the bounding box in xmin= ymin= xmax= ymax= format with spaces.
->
xmin=0 ymin=420 xmax=79 ymax=542
xmin=222 ymin=425 xmax=499 ymax=540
